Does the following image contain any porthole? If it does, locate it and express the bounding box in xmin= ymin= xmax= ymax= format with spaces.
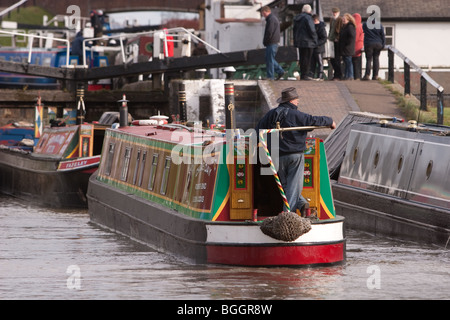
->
xmin=373 ymin=151 xmax=380 ymax=168
xmin=426 ymin=161 xmax=433 ymax=180
xmin=397 ymin=155 xmax=404 ymax=173
xmin=352 ymin=147 xmax=358 ymax=164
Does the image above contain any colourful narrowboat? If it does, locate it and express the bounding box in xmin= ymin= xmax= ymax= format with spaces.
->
xmin=87 ymin=123 xmax=346 ymax=266
xmin=0 ymin=122 xmax=103 ymax=208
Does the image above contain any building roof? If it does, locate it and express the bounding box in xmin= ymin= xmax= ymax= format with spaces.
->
xmin=321 ymin=0 xmax=450 ymax=21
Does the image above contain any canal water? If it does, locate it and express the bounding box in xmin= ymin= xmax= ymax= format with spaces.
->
xmin=0 ymin=194 xmax=448 ymax=300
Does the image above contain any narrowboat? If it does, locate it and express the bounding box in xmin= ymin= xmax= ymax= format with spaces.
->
xmin=0 ymin=47 xmax=109 ymax=89
xmin=87 ymin=122 xmax=346 ymax=266
xmin=0 ymin=48 xmax=63 ymax=89
xmin=330 ymin=119 xmax=450 ymax=247
xmin=0 ymin=95 xmax=114 ymax=208
xmin=0 ymin=122 xmax=103 ymax=208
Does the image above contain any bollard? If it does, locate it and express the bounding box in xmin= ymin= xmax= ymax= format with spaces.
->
xmin=178 ymin=83 xmax=187 ymax=123
xmin=404 ymin=62 xmax=410 ymax=96
xmin=388 ymin=49 xmax=394 ymax=83
xmin=117 ymin=94 xmax=129 ymax=127
xmin=420 ymin=76 xmax=427 ymax=111
xmin=224 ymin=83 xmax=236 ymax=130
xmin=437 ymin=89 xmax=444 ymax=125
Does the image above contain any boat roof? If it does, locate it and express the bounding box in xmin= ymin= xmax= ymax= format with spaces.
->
xmin=116 ymin=124 xmax=227 ymax=145
xmin=357 ymin=121 xmax=450 ymax=136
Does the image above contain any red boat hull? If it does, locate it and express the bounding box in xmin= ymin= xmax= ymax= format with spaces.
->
xmin=207 ymin=242 xmax=345 ymax=266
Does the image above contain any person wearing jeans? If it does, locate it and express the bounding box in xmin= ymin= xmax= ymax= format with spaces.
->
xmin=255 ymin=87 xmax=336 ymax=215
xmin=339 ymin=13 xmax=356 ymax=80
xmin=277 ymin=152 xmax=307 ymax=213
xmin=265 ymin=44 xmax=285 ymax=80
xmin=342 ymin=55 xmax=354 ymax=79
xmin=262 ymin=6 xmax=285 ymax=80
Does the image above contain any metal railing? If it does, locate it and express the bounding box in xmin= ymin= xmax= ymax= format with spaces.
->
xmin=0 ymin=29 xmax=71 ymax=66
xmin=81 ymin=27 xmax=220 ymax=67
xmin=0 ymin=0 xmax=28 ymax=18
xmin=387 ymin=45 xmax=445 ymax=124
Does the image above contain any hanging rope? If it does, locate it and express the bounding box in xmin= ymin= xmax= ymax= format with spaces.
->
xmin=258 ymin=129 xmax=290 ymax=211
xmin=258 ymin=125 xmax=329 ymax=212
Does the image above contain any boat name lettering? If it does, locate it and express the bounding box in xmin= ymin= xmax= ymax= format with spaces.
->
xmin=193 ymin=196 xmax=204 ymax=203
xmin=196 ymin=164 xmax=212 ymax=177
xmin=64 ymin=160 xmax=88 ymax=168
xmin=195 ymin=183 xmax=207 ymax=190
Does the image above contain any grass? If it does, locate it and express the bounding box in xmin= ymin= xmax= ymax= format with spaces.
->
xmin=381 ymin=80 xmax=450 ymax=126
xmin=0 ymin=6 xmax=56 ymax=47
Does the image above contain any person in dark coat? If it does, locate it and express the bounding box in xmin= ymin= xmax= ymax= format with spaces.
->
xmin=262 ymin=6 xmax=285 ymax=80
xmin=293 ymin=4 xmax=318 ymax=80
xmin=71 ymin=31 xmax=84 ymax=64
xmin=310 ymin=14 xmax=327 ymax=80
xmin=255 ymin=87 xmax=336 ymax=215
xmin=328 ymin=7 xmax=342 ymax=80
xmin=339 ymin=13 xmax=356 ymax=80
xmin=362 ymin=15 xmax=386 ymax=80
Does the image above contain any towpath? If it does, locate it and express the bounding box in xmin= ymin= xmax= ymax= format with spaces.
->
xmin=259 ymin=79 xmax=404 ymax=137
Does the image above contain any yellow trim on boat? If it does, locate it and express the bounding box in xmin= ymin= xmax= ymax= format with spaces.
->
xmin=320 ymin=196 xmax=335 ymax=219
xmin=211 ymin=189 xmax=230 ymax=221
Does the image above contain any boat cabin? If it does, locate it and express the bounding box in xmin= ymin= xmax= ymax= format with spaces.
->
xmin=95 ymin=123 xmax=336 ymax=222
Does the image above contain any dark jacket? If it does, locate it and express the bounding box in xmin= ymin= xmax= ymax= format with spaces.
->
xmin=256 ymin=102 xmax=333 ymax=155
xmin=293 ymin=12 xmax=318 ymax=49
xmin=314 ymin=21 xmax=327 ymax=54
xmin=263 ymin=13 xmax=281 ymax=46
xmin=71 ymin=31 xmax=84 ymax=59
xmin=339 ymin=22 xmax=356 ymax=56
xmin=363 ymin=22 xmax=385 ymax=47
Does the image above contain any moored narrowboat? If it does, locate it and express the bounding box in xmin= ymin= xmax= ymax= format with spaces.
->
xmin=87 ymin=122 xmax=346 ymax=266
xmin=330 ymin=119 xmax=450 ymax=247
xmin=0 ymin=122 xmax=103 ymax=208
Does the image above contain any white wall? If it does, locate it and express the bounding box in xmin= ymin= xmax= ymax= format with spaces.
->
xmin=392 ymin=22 xmax=450 ymax=69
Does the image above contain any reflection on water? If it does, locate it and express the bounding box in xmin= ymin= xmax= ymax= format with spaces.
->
xmin=0 ymin=194 xmax=448 ymax=300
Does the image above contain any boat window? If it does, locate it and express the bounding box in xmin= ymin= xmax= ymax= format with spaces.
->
xmin=352 ymin=147 xmax=358 ymax=164
xmin=132 ymin=149 xmax=141 ymax=185
xmin=120 ymin=147 xmax=132 ymax=181
xmin=160 ymin=156 xmax=172 ymax=195
xmin=148 ymin=153 xmax=159 ymax=191
xmin=105 ymin=143 xmax=115 ymax=176
xmin=373 ymin=150 xmax=380 ymax=168
xmin=397 ymin=155 xmax=404 ymax=173
xmin=138 ymin=151 xmax=147 ymax=187
xmin=426 ymin=161 xmax=433 ymax=180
